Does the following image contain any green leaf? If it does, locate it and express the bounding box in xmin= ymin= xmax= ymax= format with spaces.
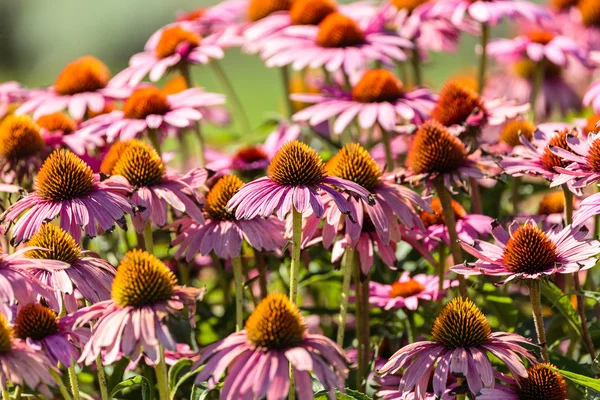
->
xmin=110 ymin=375 xmax=152 ymax=400
xmin=547 ymin=366 xmax=600 ymax=393
xmin=107 ymin=357 xmax=130 ymax=393
xmin=571 ymin=290 xmax=600 ymax=303
xmin=168 ymin=358 xmax=193 ymax=393
xmin=314 ymin=389 xmax=373 ymax=400
xmin=190 ymin=385 xmax=220 ymax=400
xmin=170 ymin=365 xmax=204 ymax=399
xmin=540 ymin=280 xmax=582 ymax=335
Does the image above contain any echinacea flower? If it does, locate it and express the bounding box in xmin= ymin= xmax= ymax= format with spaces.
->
xmin=16 ymin=56 xmax=129 ymax=120
xmin=583 ymin=78 xmax=600 ymax=114
xmin=78 ymin=85 xmax=225 ymax=144
xmin=478 ymin=363 xmax=568 ymax=400
xmin=292 ymin=69 xmax=436 ymax=134
xmin=193 ymin=293 xmax=349 ymax=400
xmin=379 ymin=297 xmax=537 ymax=398
xmin=0 ymin=115 xmax=47 ymax=184
xmin=13 ymin=303 xmax=89 ymax=367
xmin=376 ymin=373 xmax=455 ymax=400
xmin=35 ymin=112 xmax=101 ymax=156
xmin=451 ymin=220 xmax=600 ymax=284
xmin=99 ymin=139 xmax=206 ymax=233
xmin=76 ymin=249 xmax=203 ymax=365
xmin=368 ymin=271 xmax=456 ymax=311
xmin=110 ymin=22 xmax=224 ymax=86
xmin=228 ymin=140 xmax=373 ymax=221
xmin=23 ymin=224 xmax=116 ymax=313
xmin=0 ymin=312 xmax=57 ymax=397
xmin=483 ymin=119 xmax=537 ymax=155
xmin=426 ymin=0 xmax=548 ymax=26
xmin=0 ymin=81 xmax=26 ymax=119
xmin=537 ymin=190 xmax=569 ymax=227
xmin=171 ymin=175 xmax=286 ymax=260
xmin=1 ymin=149 xmax=134 ymax=244
xmin=546 ymin=131 xmax=600 ymax=190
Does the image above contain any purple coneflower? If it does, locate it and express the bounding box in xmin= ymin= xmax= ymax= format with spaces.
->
xmin=0 ymin=115 xmax=47 ymax=185
xmin=193 ymin=293 xmax=349 ymax=400
xmin=2 ymin=149 xmax=134 ymax=244
xmin=376 ymin=373 xmax=455 ymax=400
xmin=35 ymin=112 xmax=101 ymax=156
xmin=379 ymin=297 xmax=537 ymax=398
xmin=427 ymin=0 xmax=548 ymax=26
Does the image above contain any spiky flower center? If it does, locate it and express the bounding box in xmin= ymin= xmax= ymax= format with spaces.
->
xmin=431 ymin=297 xmax=491 ymax=348
xmin=110 ymin=139 xmax=166 ymax=187
xmin=268 ymin=140 xmax=326 ymax=186
xmin=527 ymin=29 xmax=556 ymax=45
xmin=123 ymin=87 xmax=171 ymax=120
xmin=290 ymin=0 xmax=337 ymax=25
xmin=538 ymin=192 xmax=565 ymax=216
xmin=245 ymin=293 xmax=306 ymax=349
xmin=35 ymin=149 xmax=95 ymax=202
xmin=36 ymin=112 xmax=77 ymax=135
xmin=539 ymin=129 xmax=575 ymax=172
xmin=162 ymin=75 xmax=188 ymax=95
xmin=247 ymin=0 xmax=292 ymax=22
xmin=406 ymin=120 xmax=467 ymax=174
xmin=0 ymin=313 xmax=13 ymax=352
xmin=155 ymin=26 xmax=201 ymax=59
xmin=431 ymin=82 xmax=486 ymax=127
xmin=327 ymin=143 xmax=381 ymax=191
xmin=316 ymin=13 xmax=365 ymax=48
xmin=389 ymin=279 xmax=425 ymax=298
xmin=513 ymin=60 xmax=562 ymax=80
xmin=517 ymin=364 xmax=568 ymax=400
xmin=579 ymin=0 xmax=600 ymax=28
xmin=234 ymin=146 xmax=269 ymax=165
xmin=500 ymin=120 xmax=536 ymax=148
xmin=583 ymin=115 xmax=600 ymax=135
xmin=26 ymin=224 xmax=81 ymax=264
xmin=550 ymin=0 xmax=578 ymax=11
xmin=352 ymin=69 xmax=404 ymax=103
xmin=0 ymin=115 xmax=45 ymax=160
xmin=112 ymin=249 xmax=177 ymax=308
xmin=54 ymin=56 xmax=110 ymax=96
xmin=391 ymin=0 xmax=429 ymax=12
xmin=205 ymin=175 xmax=244 ymax=221
xmin=13 ymin=304 xmax=59 ymax=341
xmin=100 ymin=141 xmax=131 ymax=176
xmin=420 ymin=198 xmax=466 ymax=227
xmin=503 ymin=224 xmax=558 ymax=274
xmin=586 ymin=138 xmax=600 ymax=173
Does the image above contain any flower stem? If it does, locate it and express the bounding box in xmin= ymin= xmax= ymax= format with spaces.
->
xmin=456 ymin=377 xmax=466 ymax=400
xmin=50 ymin=370 xmax=73 ymax=400
xmin=143 ymin=222 xmax=154 ymax=254
xmin=155 ymin=344 xmax=169 ymax=400
xmin=95 ymin=356 xmax=109 ymax=400
xmin=68 ymin=364 xmax=81 ymax=400
xmin=289 ymin=207 xmax=303 ymax=304
xmin=434 ymin=179 xmax=467 ymax=296
xmin=337 ymin=247 xmax=355 ymax=347
xmin=411 ymin=47 xmax=422 ymax=87
xmin=381 ymin=128 xmax=395 ymax=172
xmin=437 ymin=244 xmax=447 ymax=310
xmin=255 ymin=251 xmax=268 ymax=299
xmin=468 ymin=177 xmax=483 ymax=215
xmin=148 ymin=129 xmax=162 ymax=156
xmin=405 ymin=310 xmax=416 ymax=343
xmin=530 ymin=63 xmax=545 ymax=123
xmin=13 ymin=386 xmax=21 ymax=400
xmin=179 ymin=65 xmax=206 ymax=167
xmin=477 ymin=23 xmax=490 ymax=95
xmin=232 ymin=255 xmax=244 ymax=331
xmin=528 ymin=279 xmax=550 ymax=362
xmin=353 ymin=262 xmax=366 ymax=392
xmin=511 ymin=177 xmax=521 ymax=215
xmin=280 ymin=66 xmax=294 ymax=118
xmin=211 ymin=60 xmax=252 ymax=135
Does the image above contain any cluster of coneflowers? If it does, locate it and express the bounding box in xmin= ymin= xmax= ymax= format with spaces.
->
xmin=1 ymin=0 xmax=600 ymax=399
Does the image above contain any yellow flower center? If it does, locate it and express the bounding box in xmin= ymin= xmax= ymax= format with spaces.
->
xmin=539 ymin=128 xmax=576 ymax=172
xmin=247 ymin=0 xmax=293 ymax=22
xmin=583 ymin=115 xmax=600 ymax=136
xmin=162 ymin=75 xmax=189 ymax=96
xmin=538 ymin=191 xmax=565 ymax=216
xmin=431 ymin=297 xmax=491 ymax=348
xmin=527 ymin=29 xmax=556 ymax=45
xmin=0 ymin=313 xmax=13 ymax=352
xmin=316 ymin=13 xmax=365 ymax=48
xmin=13 ymin=304 xmax=59 ymax=341
xmin=245 ymin=293 xmax=306 ymax=349
xmin=290 ymin=0 xmax=337 ymax=25
xmin=123 ymin=87 xmax=171 ymax=120
xmin=352 ymin=69 xmax=404 ymax=103
xmin=327 ymin=143 xmax=381 ymax=191
xmin=500 ymin=120 xmax=536 ymax=148
xmin=35 ymin=149 xmax=95 ymax=202
xmin=388 ymin=279 xmax=425 ymax=298
xmin=579 ymin=0 xmax=600 ymax=29
xmin=25 ymin=224 xmax=81 ymax=264
xmin=36 ymin=112 xmax=77 ymax=135
xmin=110 ymin=139 xmax=166 ymax=187
xmin=268 ymin=140 xmax=326 ymax=186
xmin=503 ymin=224 xmax=558 ymax=274
xmin=550 ymin=0 xmax=578 ymax=11
xmin=406 ymin=120 xmax=467 ymax=174
xmin=391 ymin=0 xmax=429 ymax=12
xmin=54 ymin=56 xmax=110 ymax=96
xmin=205 ymin=175 xmax=244 ymax=221
xmin=517 ymin=364 xmax=568 ymax=400
xmin=99 ymin=141 xmax=130 ymax=176
xmin=431 ymin=81 xmax=486 ymax=127
xmin=155 ymin=26 xmax=202 ymax=59
xmin=513 ymin=60 xmax=562 ymax=80
xmin=0 ymin=115 xmax=45 ymax=161
xmin=420 ymin=197 xmax=467 ymax=227
xmin=112 ymin=249 xmax=177 ymax=308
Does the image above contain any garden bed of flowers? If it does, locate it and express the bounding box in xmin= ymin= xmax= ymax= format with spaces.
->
xmin=1 ymin=0 xmax=600 ymax=399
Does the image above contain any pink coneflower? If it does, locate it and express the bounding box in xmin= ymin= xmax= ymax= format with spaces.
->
xmin=16 ymin=56 xmax=130 ymax=120
xmin=292 ymin=69 xmax=436 ymax=134
xmin=99 ymin=139 xmax=206 ymax=233
xmin=332 ymin=225 xmax=401 ymax=272
xmin=451 ymin=220 xmax=600 ymax=283
xmin=379 ymin=297 xmax=537 ymax=398
xmin=1 ymin=149 xmax=134 ymax=244
xmin=76 ymin=249 xmax=203 ymax=366
xmin=110 ymin=22 xmax=224 ymax=87
xmin=368 ymin=271 xmax=456 ymax=311
xmin=126 ymin=343 xmax=198 ymax=371
xmin=23 ymin=224 xmax=116 ymax=313
xmin=427 ymin=0 xmax=548 ymax=26
xmin=78 ymin=85 xmax=225 ymax=143
xmin=13 ymin=303 xmax=88 ymax=367
xmin=227 ymin=140 xmax=373 ymax=221
xmin=546 ymin=131 xmax=600 ymax=190
xmin=376 ymin=373 xmax=455 ymax=400
xmin=193 ymin=293 xmax=349 ymax=400
xmin=0 ymin=312 xmax=57 ymax=397
xmin=171 ymin=175 xmax=286 ymax=260
xmin=583 ymin=78 xmax=600 ymax=114
xmin=260 ymin=11 xmax=413 ymax=75
xmin=35 ymin=112 xmax=103 ymax=156
xmin=0 ymin=115 xmax=47 ymax=185
xmin=0 ymin=81 xmax=26 ymax=119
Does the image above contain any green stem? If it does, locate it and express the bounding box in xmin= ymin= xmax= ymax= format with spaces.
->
xmin=360 ymin=272 xmax=370 ymax=388
xmin=50 ymin=370 xmax=73 ymax=400
xmin=232 ymin=255 xmax=245 ymax=331
xmin=143 ymin=222 xmax=154 ymax=254
xmin=336 ymin=248 xmax=355 ymax=347
xmin=13 ymin=386 xmax=21 ymax=400
xmin=469 ymin=177 xmax=483 ymax=215
xmin=511 ymin=177 xmax=521 ymax=215
xmin=353 ymin=262 xmax=365 ymax=391
xmin=477 ymin=23 xmax=490 ymax=95
xmin=148 ymin=129 xmax=162 ymax=157
xmin=192 ymin=122 xmax=206 ymax=167
xmin=211 ymin=60 xmax=252 ymax=135
xmin=411 ymin=47 xmax=422 ymax=87
xmin=68 ymin=364 xmax=81 ymax=400
xmin=289 ymin=207 xmax=303 ymax=304
xmin=456 ymin=377 xmax=466 ymax=400
xmin=381 ymin=128 xmax=395 ymax=172
xmin=434 ymin=179 xmax=467 ymax=296
xmin=437 ymin=244 xmax=447 ymax=310
xmin=280 ymin=66 xmax=294 ymax=118
xmin=179 ymin=64 xmax=206 ymax=167
xmin=405 ymin=310 xmax=416 ymax=343
xmin=528 ymin=280 xmax=550 ymax=362
xmin=530 ymin=63 xmax=545 ymax=123
xmin=155 ymin=344 xmax=169 ymax=400
xmin=95 ymin=356 xmax=109 ymax=400
xmin=255 ymin=251 xmax=268 ymax=299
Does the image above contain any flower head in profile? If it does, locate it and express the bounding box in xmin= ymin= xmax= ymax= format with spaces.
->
xmin=76 ymin=249 xmax=203 ymax=365
xmin=110 ymin=22 xmax=224 ymax=87
xmin=2 ymin=149 xmax=134 ymax=244
xmin=427 ymin=0 xmax=548 ymax=26
xmin=16 ymin=56 xmax=129 ymax=120
xmin=292 ymin=69 xmax=436 ymax=134
xmin=0 ymin=312 xmax=57 ymax=397
xmin=24 ymin=224 xmax=116 ymax=313
xmin=228 ymin=140 xmax=373 ymax=221
xmin=0 ymin=115 xmax=47 ymax=184
xmin=479 ymin=363 xmax=568 ymax=400
xmin=13 ymin=303 xmax=89 ymax=367
xmin=100 ymin=139 xmax=206 ymax=233
xmin=35 ymin=112 xmax=101 ymax=156
xmin=379 ymin=297 xmax=537 ymax=398
xmin=451 ymin=220 xmax=600 ymax=284
xmin=193 ymin=293 xmax=349 ymax=400
xmin=172 ymin=174 xmax=286 ymax=260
